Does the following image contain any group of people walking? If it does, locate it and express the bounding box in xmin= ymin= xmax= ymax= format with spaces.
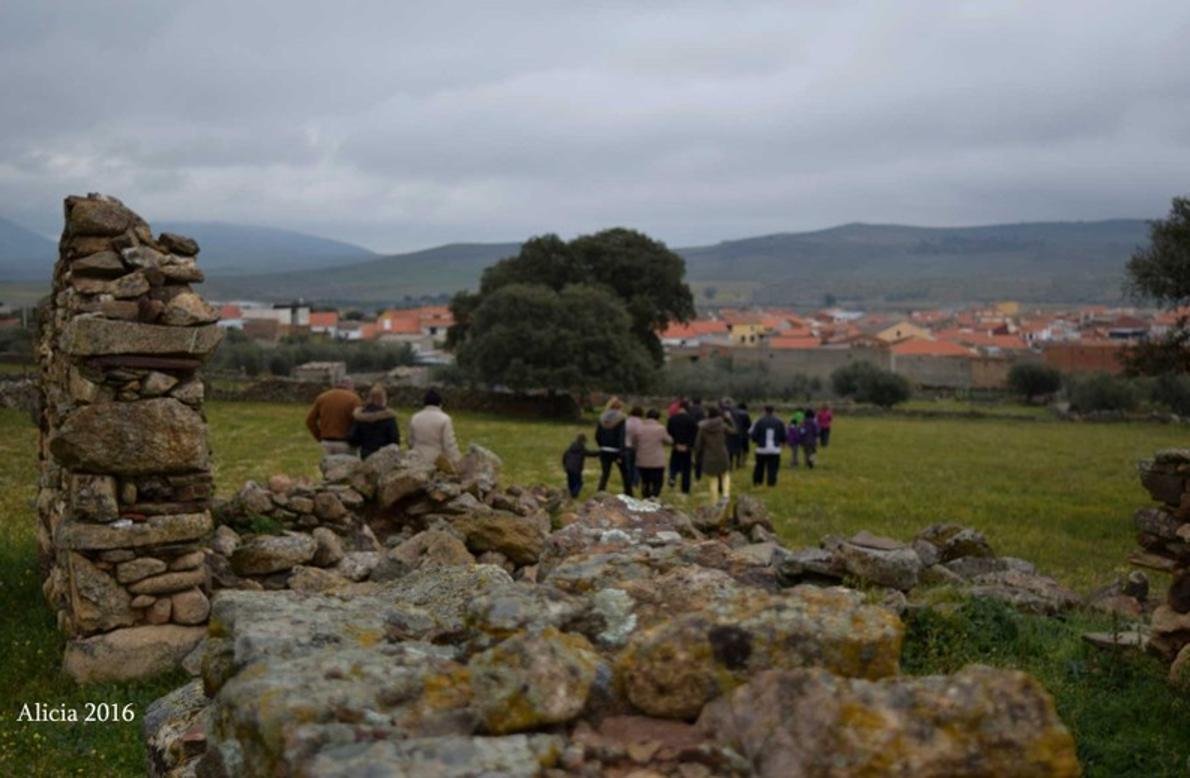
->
xmin=564 ymin=396 xmax=833 ymax=502
xmin=305 ymin=378 xmax=461 ymax=465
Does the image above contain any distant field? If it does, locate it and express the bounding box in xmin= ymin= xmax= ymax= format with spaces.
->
xmin=2 ymin=402 xmax=1188 ymax=774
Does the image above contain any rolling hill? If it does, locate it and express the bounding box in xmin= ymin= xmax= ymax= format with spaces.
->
xmin=199 ymin=242 xmax=522 ymax=304
xmin=680 ymin=220 xmax=1150 ymax=306
xmin=0 ymin=217 xmax=57 ymax=281
xmin=0 ymin=219 xmax=377 ymax=282
xmin=1 ymin=216 xmax=1154 ymax=307
xmin=204 ymin=219 xmax=1152 ymax=306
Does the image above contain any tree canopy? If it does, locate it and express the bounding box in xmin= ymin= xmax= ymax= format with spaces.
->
xmin=448 ymin=228 xmax=694 ymax=365
xmin=1125 ymin=196 xmax=1190 ymax=374
xmin=453 ymin=283 xmax=654 ymax=395
xmin=1007 ymin=362 xmax=1062 ymax=403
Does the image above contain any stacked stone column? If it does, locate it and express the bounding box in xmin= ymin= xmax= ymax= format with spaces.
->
xmin=37 ymin=194 xmax=223 ymax=682
xmin=1134 ymin=450 xmax=1190 ymax=676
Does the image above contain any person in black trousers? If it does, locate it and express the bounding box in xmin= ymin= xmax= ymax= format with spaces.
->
xmin=750 ymin=404 xmax=787 ymax=487
xmin=665 ymin=400 xmax=699 ymax=494
xmin=733 ymin=401 xmax=752 ymax=469
xmin=595 ymin=397 xmax=632 ymax=495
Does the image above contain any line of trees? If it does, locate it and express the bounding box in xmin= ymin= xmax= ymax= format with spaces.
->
xmin=211 ymin=330 xmax=416 ymax=377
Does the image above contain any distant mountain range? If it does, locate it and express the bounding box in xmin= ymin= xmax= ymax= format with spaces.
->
xmin=0 ymin=220 xmax=377 ymax=282
xmin=680 ymin=220 xmax=1150 ymax=306
xmin=0 ymin=217 xmax=57 ymax=281
xmin=0 ymin=215 xmax=1152 ymax=306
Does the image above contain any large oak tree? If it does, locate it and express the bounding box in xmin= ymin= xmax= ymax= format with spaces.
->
xmin=448 ymin=228 xmax=694 ymax=366
xmin=1125 ymin=196 xmax=1190 ymax=374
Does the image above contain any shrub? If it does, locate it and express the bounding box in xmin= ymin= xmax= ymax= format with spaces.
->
xmin=1066 ymin=372 xmax=1138 ymax=413
xmin=1150 ymin=372 xmax=1190 ymax=415
xmin=861 ymin=370 xmax=912 ymax=407
xmin=830 ymin=361 xmax=881 ymax=397
xmin=1007 ymin=362 xmax=1062 ymax=402
xmin=831 ymin=362 xmax=911 ymax=407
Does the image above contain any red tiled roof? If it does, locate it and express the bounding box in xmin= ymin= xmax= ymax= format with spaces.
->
xmin=381 ymin=316 xmax=421 ymax=335
xmin=219 ymin=304 xmax=242 ymax=319
xmin=309 ymin=312 xmax=339 ymax=327
xmin=661 ymin=320 xmax=729 ymax=339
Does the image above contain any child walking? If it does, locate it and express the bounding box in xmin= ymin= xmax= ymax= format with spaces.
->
xmin=562 ymin=433 xmax=599 ymax=498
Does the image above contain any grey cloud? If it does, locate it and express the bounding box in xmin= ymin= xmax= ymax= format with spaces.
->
xmin=0 ymin=0 xmax=1188 ymax=250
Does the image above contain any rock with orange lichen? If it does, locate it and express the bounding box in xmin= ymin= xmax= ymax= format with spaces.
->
xmin=616 ymin=585 xmax=904 ymax=719
xmin=469 ymin=628 xmax=605 ymax=734
xmin=699 ymin=665 xmax=1081 ymax=778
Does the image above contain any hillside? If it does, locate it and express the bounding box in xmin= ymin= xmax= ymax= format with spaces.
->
xmin=0 ymin=219 xmax=377 ymax=282
xmin=153 ymin=222 xmax=376 ymax=274
xmin=0 ymin=218 xmax=56 ymax=281
xmin=200 ymin=242 xmax=522 ymax=304
xmin=2 ymin=217 xmax=1153 ymax=306
xmin=203 ymin=219 xmax=1152 ymax=306
xmin=681 ymin=220 xmax=1150 ymax=306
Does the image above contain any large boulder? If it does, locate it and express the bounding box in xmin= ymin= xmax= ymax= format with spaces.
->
xmin=303 ymin=734 xmax=565 ymax=778
xmin=63 ymin=625 xmax=206 ymax=683
xmin=50 ymin=398 xmax=210 ymax=475
xmin=699 ymin=665 xmax=1080 ymax=778
xmin=67 ymin=552 xmax=135 ymax=633
xmin=230 ymin=532 xmax=318 ymax=576
xmin=616 ymin=585 xmax=903 ymax=719
xmin=59 ymin=318 xmax=223 ymax=358
xmin=469 ymin=628 xmax=603 ymax=734
xmin=66 ymin=195 xmax=135 ymax=237
xmin=836 ymin=536 xmax=923 ymax=591
xmin=387 ymin=529 xmax=476 ymax=571
xmin=965 ymin=569 xmax=1080 ymax=616
xmin=915 ymin=523 xmax=995 ymax=562
xmin=454 ymin=513 xmax=546 ymax=566
xmin=55 ymin=512 xmax=211 ymax=551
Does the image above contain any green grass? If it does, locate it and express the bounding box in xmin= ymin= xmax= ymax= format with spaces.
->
xmin=1 ymin=401 xmax=1188 ymax=775
xmin=904 ymin=598 xmax=1190 ymax=775
xmin=0 ymin=409 xmax=186 ymax=777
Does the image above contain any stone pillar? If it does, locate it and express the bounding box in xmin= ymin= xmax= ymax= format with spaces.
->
xmin=37 ymin=194 xmax=224 ymax=683
xmin=1134 ymin=449 xmax=1190 ymax=675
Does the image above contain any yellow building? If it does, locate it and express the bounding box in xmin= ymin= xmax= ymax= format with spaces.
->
xmin=994 ymin=301 xmax=1021 ymax=316
xmin=729 ymin=322 xmax=767 ymax=347
xmin=875 ymin=321 xmax=932 ymax=344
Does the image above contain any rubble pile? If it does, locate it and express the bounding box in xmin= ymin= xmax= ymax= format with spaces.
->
xmin=1132 ymin=448 xmax=1190 ymax=681
xmin=36 ymin=194 xmax=222 ymax=682
xmin=209 ymin=444 xmax=563 ymax=592
xmin=146 ymin=448 xmax=1080 ymax=776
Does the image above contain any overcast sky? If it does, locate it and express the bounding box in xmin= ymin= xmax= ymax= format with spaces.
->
xmin=1 ymin=1 xmax=1188 ymax=252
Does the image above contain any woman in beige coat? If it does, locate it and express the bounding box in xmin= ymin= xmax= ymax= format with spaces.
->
xmin=629 ymin=409 xmax=672 ymax=499
xmin=408 ymin=389 xmax=460 ymax=466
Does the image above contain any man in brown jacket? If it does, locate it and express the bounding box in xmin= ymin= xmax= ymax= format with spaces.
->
xmin=305 ymin=378 xmax=362 ymax=456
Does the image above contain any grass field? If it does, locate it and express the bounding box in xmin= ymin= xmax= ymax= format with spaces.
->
xmin=1 ymin=401 xmax=1188 ymax=775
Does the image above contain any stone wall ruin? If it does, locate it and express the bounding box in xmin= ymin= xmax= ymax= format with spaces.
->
xmin=1133 ymin=449 xmax=1190 ymax=685
xmin=37 ymin=194 xmax=223 ymax=682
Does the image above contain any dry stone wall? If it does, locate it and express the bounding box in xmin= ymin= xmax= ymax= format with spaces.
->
xmin=37 ymin=194 xmax=223 ymax=682
xmin=1133 ymin=449 xmax=1190 ymax=681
